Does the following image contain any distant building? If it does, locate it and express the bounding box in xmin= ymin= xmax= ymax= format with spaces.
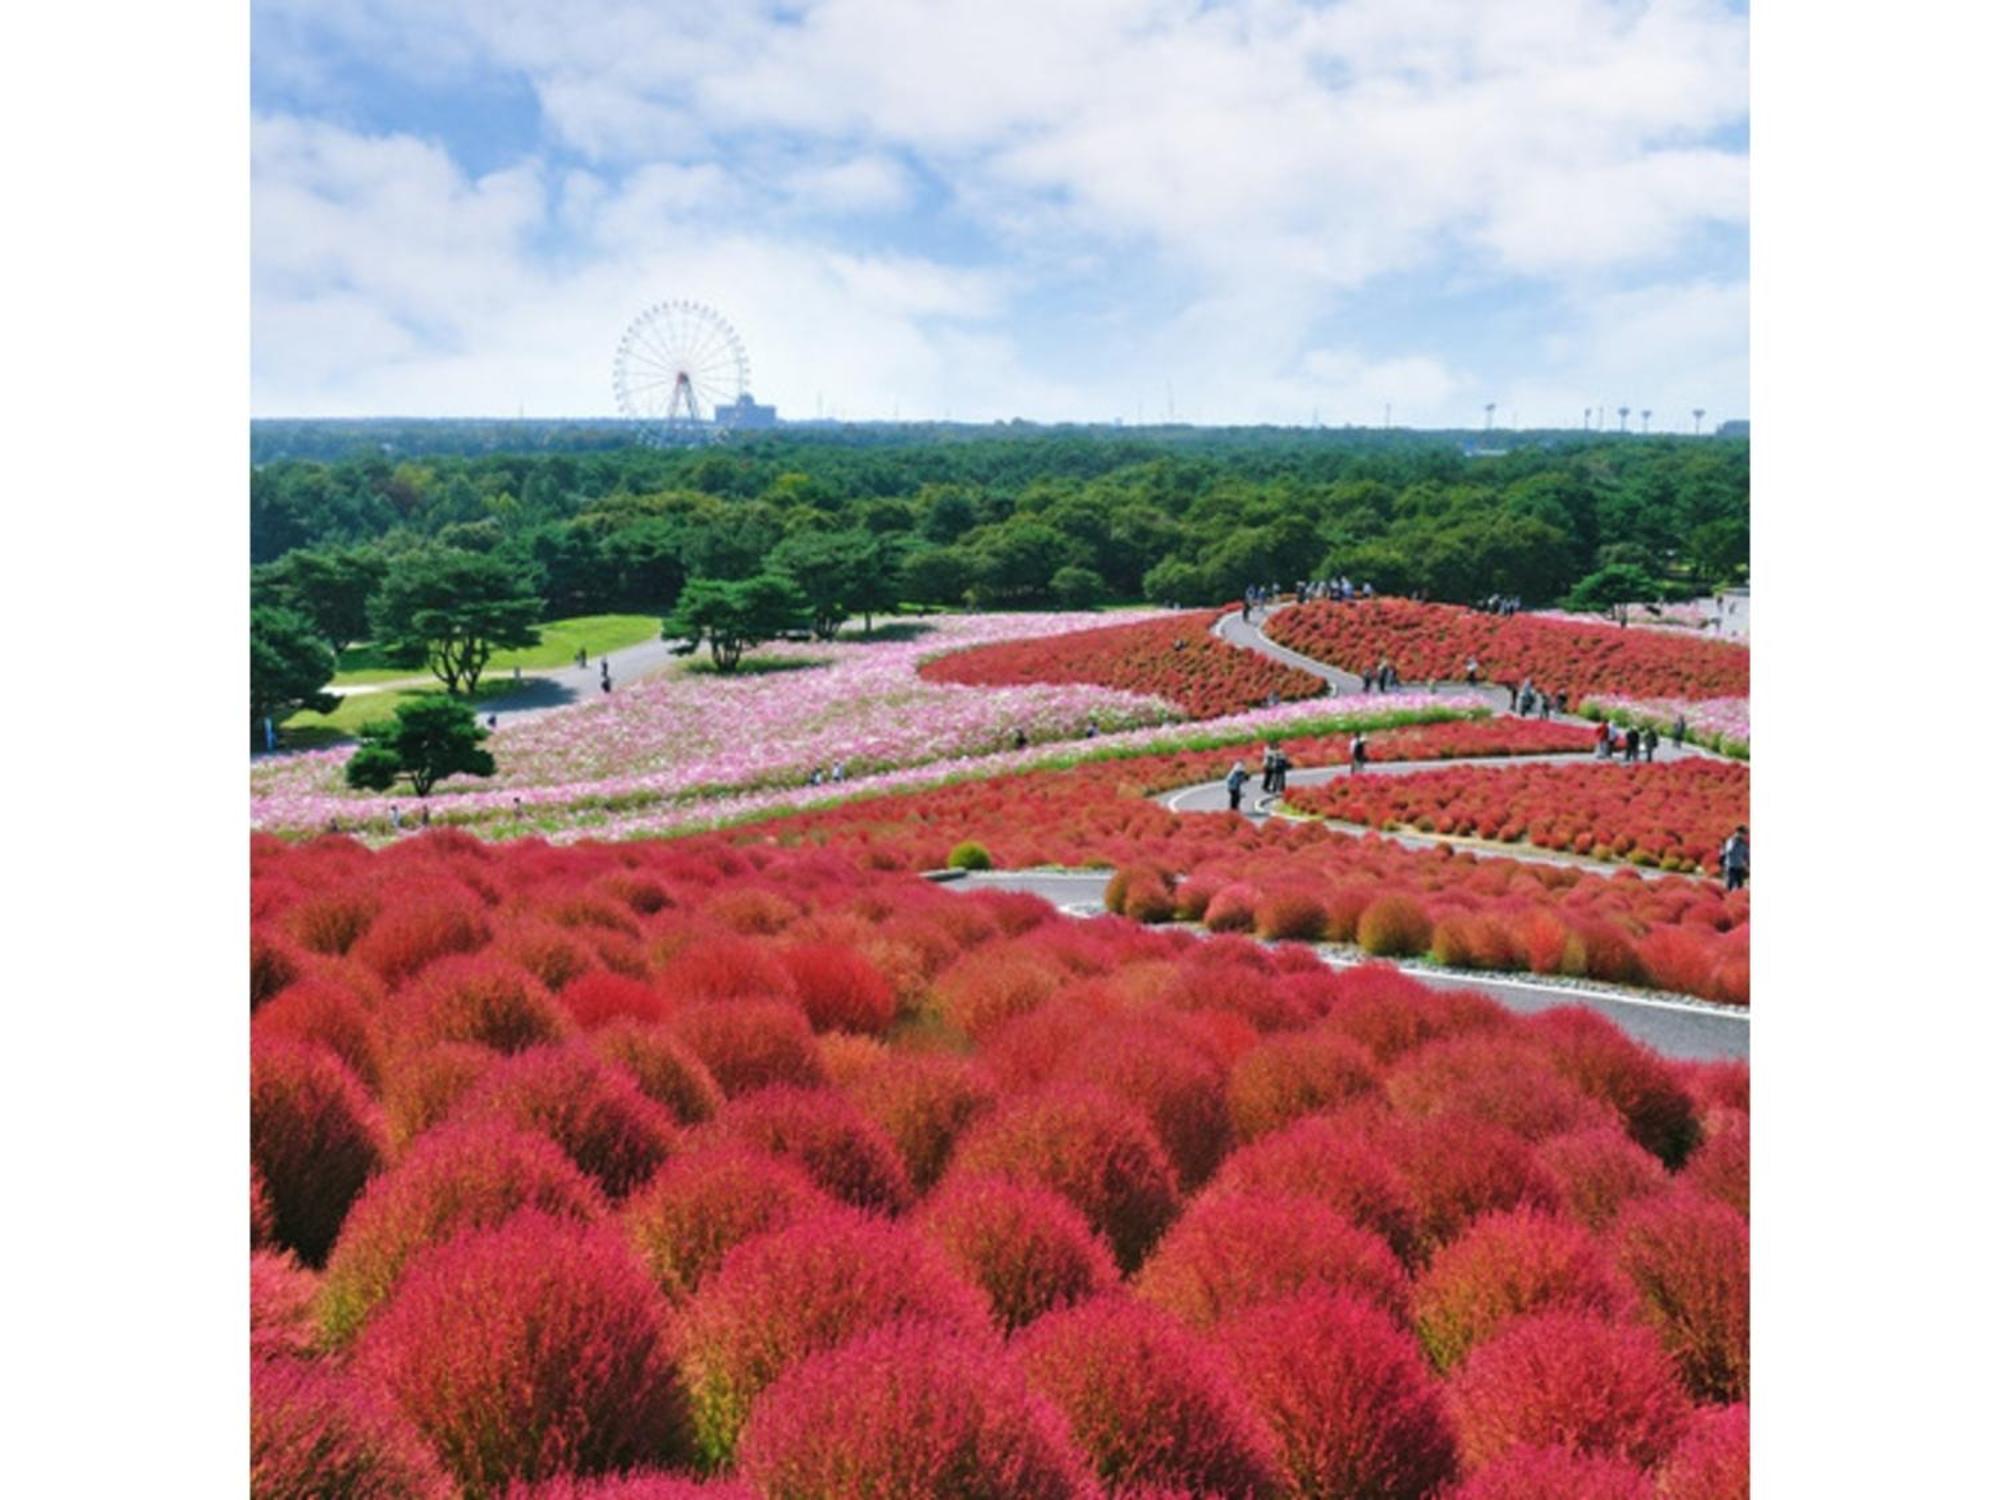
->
xmin=1714 ymin=419 xmax=1749 ymax=439
xmin=714 ymin=392 xmax=778 ymax=429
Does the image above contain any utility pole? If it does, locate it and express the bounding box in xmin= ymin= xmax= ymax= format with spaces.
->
xmin=1693 ymin=407 xmax=1706 ymax=435
xmin=1641 ymin=408 xmax=1652 ymax=434
xmin=1618 ymin=405 xmax=1630 ymax=433
xmin=1484 ymin=401 xmax=1496 ymax=432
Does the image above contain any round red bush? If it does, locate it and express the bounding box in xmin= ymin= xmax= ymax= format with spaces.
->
xmin=589 ymin=1020 xmax=726 ymax=1126
xmin=708 ymin=1085 xmax=913 ymax=1213
xmin=1202 ymin=882 xmax=1260 ymax=934
xmin=351 ymin=884 xmax=491 ymax=985
xmin=620 ymin=1142 xmax=835 ymax=1305
xmin=934 ymin=949 xmax=1065 ymax=1039
xmin=1356 ymin=894 xmax=1434 ymax=957
xmin=1137 ymin=1190 xmax=1409 ymax=1328
xmin=677 ymin=1209 xmax=989 ymax=1466
xmin=667 ymin=1000 xmax=827 ymax=1098
xmin=1387 ymin=1035 xmax=1618 ymax=1143
xmin=251 ymin=1356 xmax=453 ymax=1499
xmin=251 ymin=1037 xmax=387 ymax=1265
xmin=357 ymin=1212 xmax=687 ymax=1495
xmin=1613 ymin=1191 xmax=1749 ymax=1403
xmin=252 ymin=926 xmax=305 ymax=1009
xmin=1447 ymin=1311 xmax=1691 ymax=1470
xmin=1527 ymin=1007 xmax=1701 ymax=1167
xmin=1684 ymin=1107 xmax=1749 ymax=1216
xmin=779 ymin=941 xmax=898 ymax=1034
xmin=255 ymin=977 xmax=386 ymax=1091
xmin=943 ymin=1084 xmax=1180 ymax=1272
xmin=251 ymin=1250 xmax=322 ymax=1361
xmin=1255 ymin=889 xmax=1328 ymax=943
xmin=447 ymin=1045 xmax=679 ymax=1199
xmin=285 ymin=883 xmax=381 ymax=957
xmin=1656 ymin=1402 xmax=1749 ymax=1500
xmin=1220 ymin=1291 xmax=1458 ymax=1500
xmin=1382 ymin=1113 xmax=1563 ymax=1256
xmin=1533 ymin=1126 xmax=1671 ymax=1230
xmin=500 ymin=920 xmax=599 ymax=993
xmin=381 ymin=1041 xmax=498 ymax=1153
xmin=505 ymin=1476 xmax=753 ymax=1499
xmin=319 ymin=1120 xmax=608 ymax=1346
xmin=1225 ymin=1028 xmax=1381 ymax=1142
xmin=736 ymin=1321 xmax=1092 ymax=1500
xmin=1413 ymin=1209 xmax=1629 ymax=1369
xmin=253 ymin=1162 xmax=277 ymax=1250
xmin=1323 ymin=965 xmax=1509 ymax=1064
xmin=1056 ymin=1021 xmax=1231 ymax=1189
xmin=1209 ymin=1115 xmax=1421 ymax=1265
xmin=917 ymin=1176 xmax=1118 ymax=1331
xmin=559 ymin=971 xmax=670 ymax=1031
xmin=1018 ymin=1295 xmax=1283 ymax=1497
xmin=1441 ymin=1445 xmax=1652 ymax=1500
xmin=399 ymin=954 xmax=573 ymax=1055
xmin=841 ymin=1048 xmax=998 ymax=1192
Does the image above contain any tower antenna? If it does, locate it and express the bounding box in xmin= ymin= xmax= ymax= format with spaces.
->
xmin=1693 ymin=407 xmax=1706 ymax=436
xmin=1618 ymin=405 xmax=1630 ymax=433
xmin=1641 ymin=408 xmax=1652 ymax=434
xmin=1484 ymin=401 xmax=1496 ymax=433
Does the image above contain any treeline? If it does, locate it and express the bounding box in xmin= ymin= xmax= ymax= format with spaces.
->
xmin=250 ymin=430 xmax=1748 ymax=617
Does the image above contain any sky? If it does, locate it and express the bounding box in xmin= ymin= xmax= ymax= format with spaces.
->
xmin=251 ymin=0 xmax=1748 ymax=429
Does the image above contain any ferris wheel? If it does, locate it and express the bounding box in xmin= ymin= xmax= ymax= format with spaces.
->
xmin=613 ymin=301 xmax=749 ymax=439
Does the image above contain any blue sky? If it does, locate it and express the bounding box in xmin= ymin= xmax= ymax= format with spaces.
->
xmin=251 ymin=0 xmax=1748 ymax=427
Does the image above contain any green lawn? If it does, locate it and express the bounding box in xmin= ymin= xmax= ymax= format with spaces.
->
xmin=282 ymin=680 xmax=514 ymax=748
xmin=330 ymin=613 xmax=662 ymax=687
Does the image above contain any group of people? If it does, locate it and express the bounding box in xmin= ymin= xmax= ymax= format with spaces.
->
xmin=1594 ymin=719 xmax=1661 ymax=762
xmin=805 ymin=761 xmax=848 ymax=787
xmin=1241 ymin=577 xmax=1376 ymax=618
xmin=1223 ymin=741 xmax=1294 ymax=810
xmin=1359 ymin=659 xmax=1401 ymax=692
xmin=1478 ymin=594 xmax=1525 ymax=616
xmin=1510 ymin=679 xmax=1565 ymax=719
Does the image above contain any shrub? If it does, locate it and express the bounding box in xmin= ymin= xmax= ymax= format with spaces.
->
xmin=1201 ymin=882 xmax=1260 ymax=933
xmin=934 ymin=949 xmax=1065 ymax=1039
xmin=251 ymin=1250 xmax=322 ymax=1361
xmin=318 ymin=1121 xmax=608 ymax=1346
xmin=943 ymin=1085 xmax=1181 ymax=1272
xmin=1209 ymin=1116 xmax=1421 ymax=1265
xmin=251 ymin=1038 xmax=387 ymax=1265
xmin=506 ymin=1476 xmax=753 ymax=1499
xmin=1172 ymin=875 xmax=1222 ymax=921
xmin=356 ymin=1213 xmax=688 ymax=1496
xmin=589 ymin=1021 xmax=726 ymax=1126
xmin=1533 ymin=1126 xmax=1671 ymax=1231
xmin=1412 ymin=1209 xmax=1629 ymax=1369
xmin=1447 ymin=1311 xmax=1690 ymax=1470
xmin=447 ymin=1046 xmax=680 ymax=1199
xmin=380 ymin=1041 xmax=497 ymax=1153
xmin=709 ymin=1085 xmax=913 ymax=1213
xmin=1440 ymin=1445 xmax=1652 ymax=1500
xmin=1136 ymin=1191 xmax=1409 ymax=1328
xmin=251 ymin=1356 xmax=453 ymax=1499
xmin=841 ymin=1049 xmax=998 ymax=1192
xmin=253 ymin=1162 xmax=277 ymax=1249
xmin=1656 ymin=1403 xmax=1750 ymax=1500
xmin=399 ymin=955 xmax=572 ymax=1055
xmin=254 ymin=977 xmax=386 ymax=1091
xmin=285 ymin=884 xmax=381 ymax=956
xmin=736 ymin=1321 xmax=1091 ymax=1499
xmin=677 ymin=1209 xmax=989 ymax=1466
xmin=1057 ymin=1021 xmax=1231 ymax=1189
xmin=1017 ymin=1296 xmax=1283 ymax=1497
xmin=620 ymin=1142 xmax=834 ymax=1305
xmin=1684 ymin=1108 xmax=1749 ymax=1216
xmin=1386 ymin=1036 xmax=1618 ymax=1143
xmin=1529 ymin=1007 xmax=1701 ymax=1167
xmin=1323 ymin=965 xmax=1507 ymax=1064
xmin=1225 ymin=1029 xmax=1380 ymax=1143
xmin=252 ymin=926 xmax=305 ymax=1009
xmin=947 ymin=840 xmax=993 ymax=871
xmin=1219 ymin=1291 xmax=1458 ymax=1500
xmin=351 ymin=886 xmax=491 ymax=985
xmin=1381 ymin=1114 xmax=1563 ymax=1256
xmin=667 ymin=1000 xmax=827 ymax=1098
xmin=1356 ymin=894 xmax=1433 ymax=957
xmin=779 ymin=942 xmax=898 ymax=1034
xmin=1254 ymin=889 xmax=1327 ymax=943
xmin=917 ymin=1176 xmax=1118 ymax=1332
xmin=1613 ymin=1191 xmax=1749 ymax=1403
xmin=558 ymin=971 xmax=669 ymax=1031
xmin=1123 ymin=872 xmax=1178 ymax=924
xmin=501 ymin=920 xmax=600 ymax=993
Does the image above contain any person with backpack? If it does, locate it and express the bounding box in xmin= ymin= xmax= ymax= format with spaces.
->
xmin=1225 ymin=760 xmax=1249 ymax=812
xmin=1720 ymin=826 xmax=1750 ymax=890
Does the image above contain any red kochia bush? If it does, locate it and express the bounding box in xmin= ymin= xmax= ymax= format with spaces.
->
xmin=677 ymin=1210 xmax=990 ymax=1466
xmin=1225 ymin=1028 xmax=1381 ymax=1142
xmin=841 ymin=1049 xmax=998 ymax=1192
xmin=1387 ymin=1035 xmax=1618 ymax=1142
xmin=558 ymin=971 xmax=669 ymax=1031
xmin=589 ymin=1021 xmax=726 ymax=1126
xmin=251 ymin=1250 xmax=322 ymax=1361
xmin=253 ymin=1163 xmax=277 ymax=1249
xmin=252 ymin=926 xmax=304 ymax=1009
xmin=1447 ymin=1311 xmax=1691 ymax=1471
xmin=1017 ymin=1296 xmax=1284 ymax=1498
xmin=708 ymin=1085 xmax=913 ymax=1213
xmin=1528 ymin=1007 xmax=1701 ymax=1167
xmin=399 ymin=954 xmax=572 ymax=1055
xmin=1656 ymin=1402 xmax=1750 ymax=1500
xmin=736 ymin=1322 xmax=1093 ymax=1500
xmin=251 ymin=1356 xmax=454 ymax=1499
xmin=1356 ymin=894 xmax=1434 ymax=957
xmin=667 ymin=1000 xmax=827 ymax=1098
xmin=620 ymin=1143 xmax=835 ymax=1305
xmin=254 ymin=978 xmax=387 ymax=1090
xmin=506 ymin=1475 xmax=754 ymax=1499
xmin=1440 ymin=1445 xmax=1653 ymax=1500
xmin=1384 ymin=1113 xmax=1564 ymax=1255
xmin=1137 ymin=1191 xmax=1409 ymax=1328
xmin=944 ymin=1084 xmax=1181 ymax=1272
xmin=1533 ymin=1126 xmax=1671 ymax=1230
xmin=1056 ymin=1021 xmax=1232 ymax=1189
xmin=447 ymin=1046 xmax=679 ymax=1199
xmin=381 ymin=1041 xmax=498 ymax=1152
xmin=357 ymin=1213 xmax=688 ymax=1496
xmin=1413 ymin=1209 xmax=1630 ymax=1369
xmin=1255 ymin=889 xmax=1328 ymax=943
xmin=1209 ymin=1115 xmax=1422 ymax=1265
xmin=779 ymin=942 xmax=898 ymax=1034
xmin=1684 ymin=1107 xmax=1749 ymax=1215
xmin=934 ymin=949 xmax=1066 ymax=1039
xmin=251 ymin=1038 xmax=387 ymax=1266
xmin=351 ymin=884 xmax=491 ymax=984
xmin=1220 ymin=1291 xmax=1459 ymax=1500
xmin=917 ymin=1176 xmax=1118 ymax=1332
xmin=1613 ymin=1191 xmax=1750 ymax=1403
xmin=1323 ymin=964 xmax=1508 ymax=1064
xmin=318 ymin=1121 xmax=608 ymax=1346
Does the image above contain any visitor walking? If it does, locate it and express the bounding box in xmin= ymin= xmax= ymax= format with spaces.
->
xmin=1225 ymin=760 xmax=1248 ymax=812
xmin=1361 ymin=667 xmax=1376 ymax=694
xmin=1643 ymin=726 xmax=1659 ymax=762
xmin=1720 ymin=826 xmax=1750 ymax=891
xmin=1624 ymin=727 xmax=1641 ymax=763
xmin=1013 ymin=728 xmax=1028 ymax=751
xmin=1465 ymin=656 xmax=1481 ymax=686
xmin=1351 ymin=733 xmax=1369 ymax=773
xmin=389 ymin=805 xmax=402 ymax=832
xmin=831 ymin=760 xmax=847 ymax=783
xmin=1595 ymin=721 xmax=1611 ymax=759
xmin=1672 ymin=714 xmax=1687 ymax=749
xmin=1271 ymin=748 xmax=1291 ymax=794
xmin=1555 ymin=691 xmax=1568 ymax=716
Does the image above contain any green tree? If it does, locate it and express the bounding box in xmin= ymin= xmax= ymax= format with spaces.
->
xmin=899 ymin=544 xmax=973 ymax=608
xmin=1565 ymin=563 xmax=1657 ymax=625
xmin=345 ymin=697 xmax=496 ymax=798
xmin=371 ymin=548 xmax=543 ymax=695
xmin=662 ymin=573 xmax=810 ymax=671
xmin=1051 ymin=565 xmax=1107 ymax=609
xmin=250 ymin=605 xmax=337 ymax=738
xmin=771 ymin=529 xmax=867 ymax=640
xmin=250 ymin=545 xmax=386 ymax=658
xmin=845 ymin=535 xmax=903 ymax=635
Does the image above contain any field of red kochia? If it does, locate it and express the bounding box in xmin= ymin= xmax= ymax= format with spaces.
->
xmin=251 ymin=830 xmax=1746 ymax=1498
xmin=1264 ymin=599 xmax=1751 ymax=703
xmin=919 ymin=608 xmax=1328 ymax=718
xmin=1286 ymin=759 xmax=1750 ymax=876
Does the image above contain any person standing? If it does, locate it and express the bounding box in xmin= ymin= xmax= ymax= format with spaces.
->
xmin=1672 ymin=714 xmax=1688 ymax=749
xmin=1624 ymin=727 xmax=1641 ymax=763
xmin=1595 ymin=720 xmax=1611 ymax=759
xmin=1643 ymin=726 xmax=1659 ymax=762
xmin=1260 ymin=743 xmax=1277 ymax=795
xmin=1351 ymin=733 xmax=1369 ymax=773
xmin=1720 ymin=826 xmax=1750 ymax=891
xmin=1225 ymin=760 xmax=1248 ymax=811
xmin=1555 ymin=690 xmax=1568 ymax=717
xmin=1361 ymin=667 xmax=1376 ymax=694
xmin=1272 ymin=748 xmax=1291 ymax=794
